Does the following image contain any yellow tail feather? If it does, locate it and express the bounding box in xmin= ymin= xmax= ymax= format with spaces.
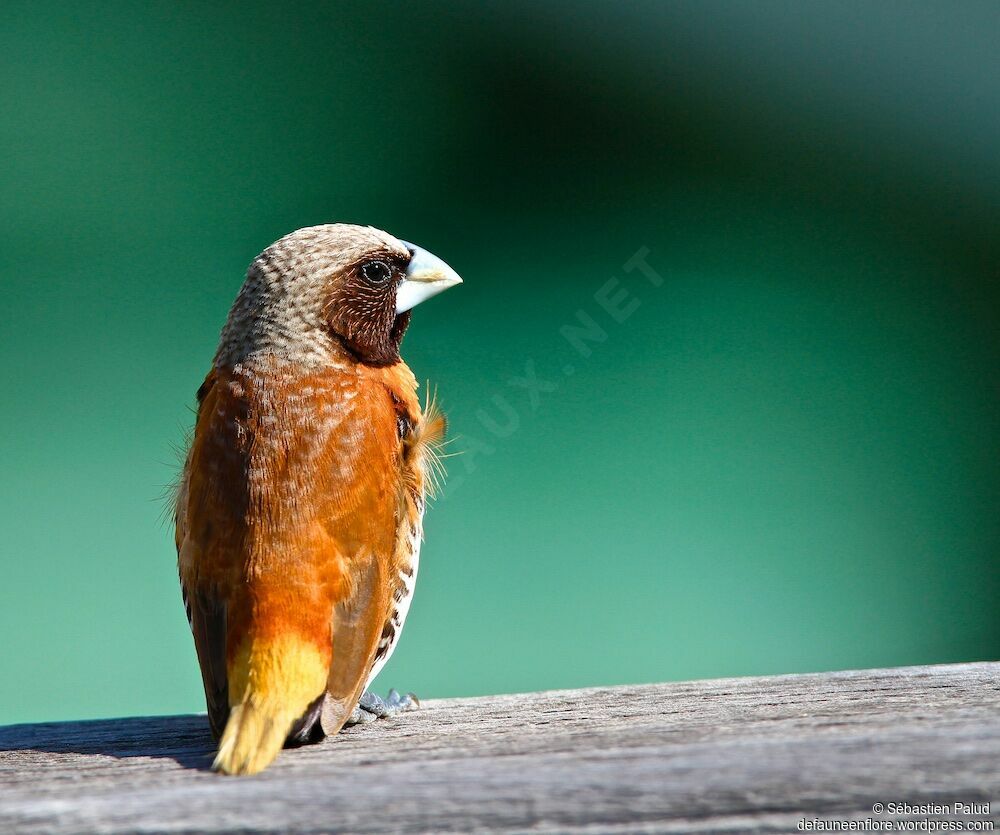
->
xmin=213 ymin=634 xmax=328 ymax=776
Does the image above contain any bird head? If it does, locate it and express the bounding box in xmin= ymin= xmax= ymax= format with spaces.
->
xmin=215 ymin=224 xmax=462 ymax=367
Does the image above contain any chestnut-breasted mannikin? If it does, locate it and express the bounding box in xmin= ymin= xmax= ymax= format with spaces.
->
xmin=174 ymin=224 xmax=461 ymax=775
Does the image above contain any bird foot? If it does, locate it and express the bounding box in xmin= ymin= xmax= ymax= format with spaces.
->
xmin=345 ymin=688 xmax=420 ymax=726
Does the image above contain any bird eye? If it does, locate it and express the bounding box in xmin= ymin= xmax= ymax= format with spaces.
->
xmin=360 ymin=260 xmax=392 ymax=284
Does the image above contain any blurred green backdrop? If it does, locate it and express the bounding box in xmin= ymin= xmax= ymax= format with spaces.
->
xmin=1 ymin=1 xmax=997 ymax=725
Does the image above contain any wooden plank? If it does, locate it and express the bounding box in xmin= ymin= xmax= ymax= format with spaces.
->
xmin=1 ymin=662 xmax=997 ymax=833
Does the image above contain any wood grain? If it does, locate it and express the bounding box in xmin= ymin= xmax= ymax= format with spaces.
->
xmin=1 ymin=662 xmax=997 ymax=833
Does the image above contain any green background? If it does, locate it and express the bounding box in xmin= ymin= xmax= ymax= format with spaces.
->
xmin=1 ymin=2 xmax=997 ymax=726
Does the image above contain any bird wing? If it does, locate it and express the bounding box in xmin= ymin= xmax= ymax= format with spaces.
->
xmin=313 ymin=382 xmax=406 ymax=733
xmin=320 ymin=375 xmax=446 ymax=732
xmin=175 ymin=370 xmax=231 ymax=739
xmin=321 ymin=549 xmax=390 ymax=729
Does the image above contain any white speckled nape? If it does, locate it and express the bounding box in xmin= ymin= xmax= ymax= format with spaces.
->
xmin=215 ymin=225 xmax=409 ymax=369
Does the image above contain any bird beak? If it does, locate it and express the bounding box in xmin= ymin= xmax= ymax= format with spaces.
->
xmin=396 ymin=242 xmax=463 ymax=314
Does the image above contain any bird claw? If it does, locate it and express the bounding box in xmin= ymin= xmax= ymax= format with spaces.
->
xmin=345 ymin=688 xmax=420 ymax=726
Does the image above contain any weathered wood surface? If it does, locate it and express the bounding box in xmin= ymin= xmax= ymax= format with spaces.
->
xmin=0 ymin=662 xmax=997 ymax=833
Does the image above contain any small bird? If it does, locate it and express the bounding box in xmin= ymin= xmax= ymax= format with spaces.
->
xmin=174 ymin=224 xmax=461 ymax=775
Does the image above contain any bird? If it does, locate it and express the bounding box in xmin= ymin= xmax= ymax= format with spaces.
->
xmin=173 ymin=224 xmax=461 ymax=775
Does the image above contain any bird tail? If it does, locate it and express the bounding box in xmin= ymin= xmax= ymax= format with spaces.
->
xmin=213 ymin=632 xmax=329 ymax=776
